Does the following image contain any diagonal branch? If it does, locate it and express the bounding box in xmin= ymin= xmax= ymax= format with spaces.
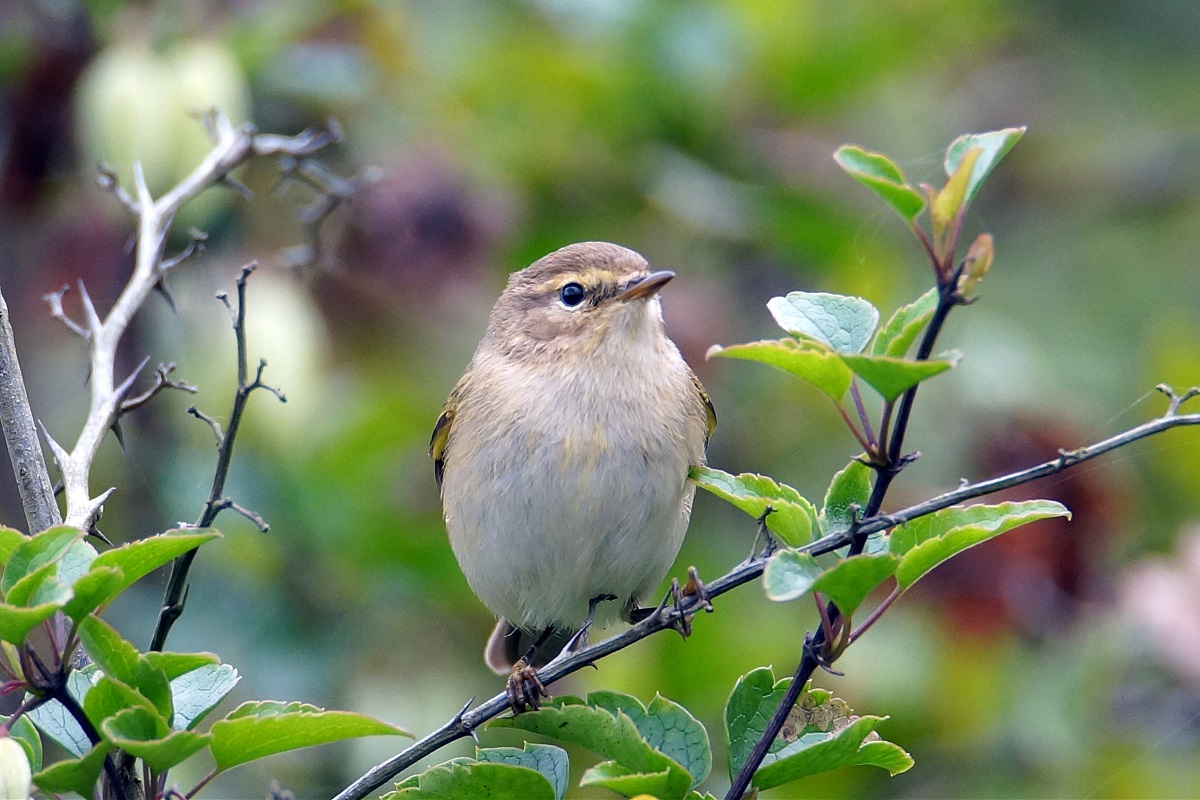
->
xmin=335 ymin=395 xmax=1200 ymax=800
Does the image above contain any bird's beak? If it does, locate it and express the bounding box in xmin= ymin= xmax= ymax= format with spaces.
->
xmin=615 ymin=270 xmax=675 ymax=302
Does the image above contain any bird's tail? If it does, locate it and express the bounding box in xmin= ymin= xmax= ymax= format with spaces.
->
xmin=484 ymin=618 xmax=574 ymax=675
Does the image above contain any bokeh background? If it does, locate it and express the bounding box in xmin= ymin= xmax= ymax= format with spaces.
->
xmin=2 ymin=1 xmax=1200 ymax=797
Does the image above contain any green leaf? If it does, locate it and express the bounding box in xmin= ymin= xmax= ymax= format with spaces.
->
xmin=385 ymin=761 xmax=556 ymax=800
xmin=763 ymin=550 xmax=898 ymax=616
xmin=26 ymin=669 xmax=101 ymax=757
xmin=7 ymin=564 xmax=70 ymax=608
xmin=708 ymin=339 xmax=852 ymax=401
xmin=209 ymin=701 xmax=410 ymax=770
xmin=84 ymin=676 xmax=167 ymax=738
xmin=2 ymin=713 xmax=43 ymax=772
xmin=762 ymin=549 xmax=823 ymax=603
xmin=86 ymin=528 xmax=221 ymax=611
xmin=931 ymin=146 xmax=980 ymax=240
xmin=586 ymin=690 xmax=712 ymax=788
xmin=55 ymin=540 xmax=97 ymax=585
xmin=77 ymin=616 xmax=173 ymax=720
xmin=476 ymin=744 xmax=569 ymax=800
xmin=753 ymin=715 xmax=913 ymax=789
xmin=891 ymin=500 xmax=1071 ymax=590
xmin=579 ymin=759 xmax=674 ymax=798
xmin=31 ymin=743 xmax=111 ymax=797
xmin=492 ymin=694 xmax=691 ymax=798
xmin=63 ymin=567 xmax=124 ymax=621
xmin=767 ymin=292 xmax=880 ymax=354
xmin=0 ymin=599 xmax=67 ymax=646
xmin=810 ymin=554 xmax=899 ymax=618
xmin=690 ymin=467 xmax=818 ymax=547
xmin=170 ymin=663 xmax=240 ymax=731
xmin=102 ymin=708 xmax=211 ymax=771
xmin=1 ymin=526 xmax=83 ymax=596
xmin=0 ymin=527 xmax=27 ymax=569
xmin=726 ymin=667 xmax=788 ymax=782
xmin=820 ymin=460 xmax=872 ymax=538
xmin=944 ymin=126 xmax=1026 ymax=207
xmin=144 ymin=651 xmax=220 ymax=680
xmin=833 ymin=145 xmax=926 ymax=223
xmin=838 ymin=351 xmax=960 ymax=404
xmin=871 ymin=288 xmax=938 ymax=357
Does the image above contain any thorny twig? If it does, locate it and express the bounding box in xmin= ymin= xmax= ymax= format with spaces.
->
xmin=150 ymin=262 xmax=283 ymax=653
xmin=39 ymin=109 xmax=337 ymax=532
xmin=335 ymin=390 xmax=1200 ymax=800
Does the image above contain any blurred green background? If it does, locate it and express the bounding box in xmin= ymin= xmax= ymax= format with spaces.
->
xmin=2 ymin=1 xmax=1199 ymax=797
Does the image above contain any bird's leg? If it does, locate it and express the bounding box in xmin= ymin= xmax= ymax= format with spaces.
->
xmin=562 ymin=593 xmax=618 ymax=655
xmin=628 ymin=566 xmax=712 ymax=639
xmin=507 ymin=627 xmax=553 ymax=714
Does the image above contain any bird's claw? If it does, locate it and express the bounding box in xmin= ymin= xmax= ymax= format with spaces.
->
xmin=506 ymin=659 xmax=547 ymax=714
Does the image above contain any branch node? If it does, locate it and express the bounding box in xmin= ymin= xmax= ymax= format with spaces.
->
xmin=187 ymin=406 xmax=225 ymax=447
xmin=43 ymin=285 xmax=90 ymax=340
xmin=95 ymin=164 xmax=139 ymax=213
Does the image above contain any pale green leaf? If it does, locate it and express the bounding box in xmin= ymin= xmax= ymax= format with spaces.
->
xmin=753 ymin=715 xmax=913 ymax=789
xmin=767 ymin=292 xmax=880 ymax=354
xmin=944 ymin=127 xmax=1026 ymax=206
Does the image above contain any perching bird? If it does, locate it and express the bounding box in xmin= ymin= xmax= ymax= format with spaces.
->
xmin=431 ymin=242 xmax=714 ymax=711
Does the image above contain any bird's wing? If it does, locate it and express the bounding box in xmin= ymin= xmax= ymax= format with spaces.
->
xmin=430 ymin=384 xmax=463 ymax=492
xmin=691 ymin=369 xmax=717 ymax=444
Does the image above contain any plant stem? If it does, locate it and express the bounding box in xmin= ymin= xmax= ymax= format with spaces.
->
xmin=0 ymin=286 xmax=61 ymax=534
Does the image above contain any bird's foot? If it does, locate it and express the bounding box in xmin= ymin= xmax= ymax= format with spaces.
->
xmin=629 ymin=565 xmax=712 ymax=638
xmin=506 ymin=659 xmax=547 ymax=714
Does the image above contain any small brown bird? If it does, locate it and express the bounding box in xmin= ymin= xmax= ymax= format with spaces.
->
xmin=431 ymin=242 xmax=714 ymax=711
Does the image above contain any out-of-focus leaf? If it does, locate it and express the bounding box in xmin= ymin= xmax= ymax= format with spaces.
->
xmin=833 ymin=145 xmax=926 ymax=222
xmin=944 ymin=127 xmax=1026 ymax=206
xmin=931 ymin=146 xmax=980 ymax=240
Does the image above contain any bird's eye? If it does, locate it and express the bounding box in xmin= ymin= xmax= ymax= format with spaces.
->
xmin=559 ymin=282 xmax=586 ymax=308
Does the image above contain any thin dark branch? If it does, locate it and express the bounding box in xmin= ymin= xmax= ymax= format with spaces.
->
xmin=335 ymin=398 xmax=1199 ymax=800
xmin=150 ymin=264 xmax=280 ymax=652
xmin=119 ymin=363 xmax=199 ymax=416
